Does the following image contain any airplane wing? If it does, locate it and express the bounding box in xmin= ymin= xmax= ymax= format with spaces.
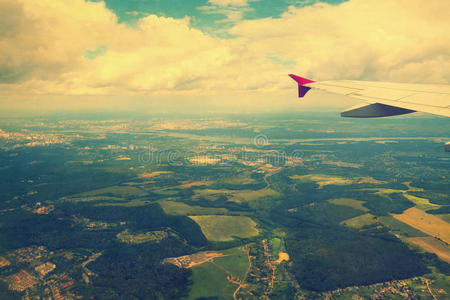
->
xmin=289 ymin=74 xmax=450 ymax=118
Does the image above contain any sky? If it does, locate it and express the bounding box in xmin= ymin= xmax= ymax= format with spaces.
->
xmin=0 ymin=0 xmax=449 ymax=114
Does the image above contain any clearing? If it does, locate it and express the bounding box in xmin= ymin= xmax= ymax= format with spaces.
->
xmin=139 ymin=171 xmax=173 ymax=178
xmin=187 ymin=246 xmax=249 ymax=300
xmin=341 ymin=213 xmax=378 ymax=229
xmin=290 ymin=174 xmax=354 ymax=188
xmin=328 ymin=198 xmax=369 ymax=212
xmin=189 ymin=215 xmax=259 ymax=242
xmin=159 ymin=201 xmax=228 ymax=215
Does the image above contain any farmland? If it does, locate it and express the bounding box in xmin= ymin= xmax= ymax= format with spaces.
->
xmin=189 ymin=215 xmax=260 ymax=241
xmin=393 ymin=207 xmax=450 ymax=244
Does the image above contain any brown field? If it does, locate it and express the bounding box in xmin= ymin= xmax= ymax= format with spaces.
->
xmin=163 ymin=251 xmax=226 ymax=268
xmin=406 ymin=237 xmax=450 ymax=263
xmin=179 ymin=181 xmax=208 ymax=189
xmin=392 ymin=207 xmax=450 ymax=244
xmin=275 ymin=252 xmax=289 ymax=264
xmin=139 ymin=171 xmax=173 ymax=178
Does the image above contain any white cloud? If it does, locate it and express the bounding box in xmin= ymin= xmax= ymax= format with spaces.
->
xmin=0 ymin=0 xmax=448 ymax=103
xmin=228 ymin=0 xmax=450 ymax=84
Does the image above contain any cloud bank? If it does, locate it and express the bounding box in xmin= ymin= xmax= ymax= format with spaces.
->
xmin=0 ymin=0 xmax=448 ymax=99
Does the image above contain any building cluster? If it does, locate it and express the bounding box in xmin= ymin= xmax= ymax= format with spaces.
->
xmin=14 ymin=246 xmax=50 ymax=263
xmin=6 ymin=270 xmax=37 ymax=291
xmin=35 ymin=262 xmax=56 ymax=277
xmin=46 ymin=273 xmax=75 ymax=300
xmin=33 ymin=204 xmax=55 ymax=215
xmin=0 ymin=245 xmax=80 ymax=298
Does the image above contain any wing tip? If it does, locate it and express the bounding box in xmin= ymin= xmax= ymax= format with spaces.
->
xmin=288 ymin=74 xmax=315 ymax=85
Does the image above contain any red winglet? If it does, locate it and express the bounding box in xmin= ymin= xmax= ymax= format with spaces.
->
xmin=288 ymin=74 xmax=315 ymax=85
xmin=288 ymin=74 xmax=315 ymax=98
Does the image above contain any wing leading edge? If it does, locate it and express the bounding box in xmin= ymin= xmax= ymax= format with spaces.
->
xmin=289 ymin=74 xmax=450 ymax=118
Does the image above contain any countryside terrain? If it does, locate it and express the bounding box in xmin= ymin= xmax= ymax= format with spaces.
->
xmin=0 ymin=112 xmax=448 ymax=299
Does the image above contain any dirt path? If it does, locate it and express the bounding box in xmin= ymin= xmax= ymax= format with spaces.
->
xmin=233 ymin=245 xmax=252 ymax=300
xmin=426 ymin=279 xmax=437 ymax=300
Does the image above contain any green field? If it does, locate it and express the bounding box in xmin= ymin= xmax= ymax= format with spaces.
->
xmin=215 ymin=246 xmax=249 ymax=280
xmin=290 ymin=174 xmax=354 ymax=188
xmin=95 ymin=199 xmax=152 ymax=207
xmin=188 ymin=246 xmax=248 ymax=300
xmin=270 ymin=237 xmax=282 ymax=257
xmin=341 ymin=213 xmax=378 ymax=229
xmin=328 ymin=198 xmax=369 ymax=212
xmin=188 ymin=260 xmax=236 ymax=300
xmin=66 ymin=195 xmax=125 ymax=202
xmin=437 ymin=214 xmax=450 ymax=223
xmin=379 ymin=216 xmax=427 ymax=238
xmin=159 ymin=201 xmax=229 ymax=215
xmin=189 ymin=215 xmax=260 ymax=241
xmin=403 ymin=193 xmax=441 ymax=211
xmin=229 ymin=188 xmax=280 ymax=204
xmin=75 ymin=186 xmax=147 ymax=198
xmin=221 ymin=171 xmax=258 ymax=185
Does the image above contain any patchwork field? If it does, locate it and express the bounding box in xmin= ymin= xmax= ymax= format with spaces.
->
xmin=189 ymin=216 xmax=259 ymax=242
xmin=159 ymin=201 xmax=229 ymax=215
xmin=379 ymin=216 xmax=427 ymax=238
xmin=187 ymin=246 xmax=249 ymax=300
xmin=328 ymin=198 xmax=369 ymax=212
xmin=393 ymin=207 xmax=450 ymax=244
xmin=406 ymin=237 xmax=450 ymax=263
xmin=341 ymin=213 xmax=378 ymax=229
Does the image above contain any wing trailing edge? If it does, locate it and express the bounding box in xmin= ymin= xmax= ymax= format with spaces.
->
xmin=340 ymin=103 xmax=415 ymax=118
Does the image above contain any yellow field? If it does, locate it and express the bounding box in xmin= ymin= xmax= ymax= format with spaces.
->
xmin=328 ymin=198 xmax=369 ymax=212
xmin=229 ymin=188 xmax=280 ymax=204
xmin=406 ymin=237 xmax=450 ymax=263
xmin=139 ymin=171 xmax=173 ymax=178
xmin=290 ymin=174 xmax=354 ymax=188
xmin=341 ymin=213 xmax=378 ymax=229
xmin=189 ymin=216 xmax=259 ymax=242
xmin=392 ymin=207 xmax=450 ymax=244
xmin=159 ymin=201 xmax=229 ymax=215
xmin=179 ymin=181 xmax=209 ymax=189
xmin=403 ymin=193 xmax=441 ymax=211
